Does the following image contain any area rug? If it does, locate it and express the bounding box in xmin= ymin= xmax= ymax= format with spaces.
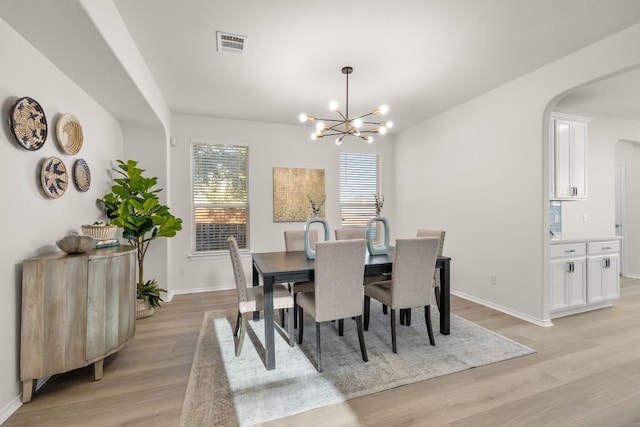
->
xmin=179 ymin=301 xmax=535 ymax=426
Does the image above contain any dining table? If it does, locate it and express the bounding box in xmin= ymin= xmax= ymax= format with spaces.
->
xmin=251 ymin=247 xmax=452 ymax=370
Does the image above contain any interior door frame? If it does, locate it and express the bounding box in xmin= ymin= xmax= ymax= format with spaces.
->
xmin=615 ymin=160 xmax=626 ymax=276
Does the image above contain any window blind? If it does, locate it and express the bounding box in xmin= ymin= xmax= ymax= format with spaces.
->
xmin=339 ymin=152 xmax=380 ymax=228
xmin=192 ymin=142 xmax=249 ymax=251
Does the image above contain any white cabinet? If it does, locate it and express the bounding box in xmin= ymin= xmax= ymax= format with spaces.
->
xmin=551 ymin=238 xmax=620 ymax=318
xmin=587 ymin=241 xmax=620 ymax=303
xmin=550 ymin=243 xmax=587 ymax=312
xmin=550 ymin=113 xmax=591 ymax=200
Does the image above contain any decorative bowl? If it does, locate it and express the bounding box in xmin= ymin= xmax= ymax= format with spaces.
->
xmin=81 ymin=224 xmax=117 ymax=240
xmin=57 ymin=234 xmax=96 ymax=254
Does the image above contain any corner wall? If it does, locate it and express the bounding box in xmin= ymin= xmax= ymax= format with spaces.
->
xmin=0 ymin=17 xmax=124 ymax=421
xmin=167 ymin=114 xmax=396 ymax=296
xmin=394 ymin=23 xmax=640 ymax=325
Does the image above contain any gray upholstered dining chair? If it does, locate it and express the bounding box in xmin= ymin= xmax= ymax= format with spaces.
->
xmin=335 ymin=228 xmax=385 ymax=287
xmin=382 ymin=229 xmax=445 ymax=324
xmin=363 ymin=237 xmax=440 ymax=353
xmin=227 ymin=236 xmax=294 ymax=356
xmin=296 ymin=239 xmax=368 ymax=372
xmin=284 ymin=229 xmax=318 ymax=328
xmin=334 ymin=228 xmax=365 ymax=240
xmin=416 ymin=229 xmax=446 ymax=312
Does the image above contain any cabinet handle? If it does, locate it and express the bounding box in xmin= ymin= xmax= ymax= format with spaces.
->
xmin=604 ymin=258 xmax=611 ymax=268
xmin=602 ymin=246 xmax=612 ymax=250
xmin=564 ymin=249 xmax=576 ymax=253
xmin=567 ymin=261 xmax=574 ymax=273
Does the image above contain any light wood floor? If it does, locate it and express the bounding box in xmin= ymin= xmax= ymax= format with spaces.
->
xmin=5 ymin=278 xmax=640 ymax=426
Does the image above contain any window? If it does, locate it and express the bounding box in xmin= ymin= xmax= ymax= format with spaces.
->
xmin=339 ymin=152 xmax=380 ymax=228
xmin=192 ymin=142 xmax=249 ymax=252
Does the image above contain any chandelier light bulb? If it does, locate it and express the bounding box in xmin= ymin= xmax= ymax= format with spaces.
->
xmin=311 ymin=133 xmax=317 ymax=140
xmin=299 ymin=113 xmax=308 ymax=122
xmin=379 ymin=105 xmax=389 ymax=114
xmin=329 ymin=101 xmax=339 ymax=112
xmin=336 ymin=136 xmax=343 ymax=145
xmin=316 ymin=121 xmax=325 ymax=131
xmin=353 ymin=118 xmax=363 ymax=128
xmin=378 ymin=126 xmax=387 ymax=135
xmin=366 ymin=136 xmax=373 ymax=143
xmin=385 ymin=120 xmax=394 ymax=129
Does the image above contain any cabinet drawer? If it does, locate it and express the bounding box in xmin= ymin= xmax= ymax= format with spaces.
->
xmin=587 ymin=241 xmax=620 ymax=255
xmin=550 ymin=243 xmax=586 ymax=258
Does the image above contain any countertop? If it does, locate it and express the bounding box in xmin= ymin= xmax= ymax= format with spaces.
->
xmin=550 ymin=234 xmax=622 ymax=244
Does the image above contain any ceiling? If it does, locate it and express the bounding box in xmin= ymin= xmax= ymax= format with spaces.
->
xmin=3 ymin=1 xmax=640 ymax=133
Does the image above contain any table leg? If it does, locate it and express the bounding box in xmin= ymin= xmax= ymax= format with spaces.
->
xmin=263 ymin=276 xmax=276 ymax=370
xmin=439 ymin=259 xmax=450 ymax=335
xmin=252 ymin=262 xmax=260 ymax=321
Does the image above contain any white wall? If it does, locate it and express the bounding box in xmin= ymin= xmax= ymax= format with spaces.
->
xmin=166 ymin=114 xmax=395 ymax=296
xmin=0 ymin=17 xmax=124 ymax=421
xmin=560 ymin=112 xmax=640 ymax=238
xmin=616 ymin=137 xmax=640 ymax=277
xmin=394 ymin=23 xmax=640 ymax=326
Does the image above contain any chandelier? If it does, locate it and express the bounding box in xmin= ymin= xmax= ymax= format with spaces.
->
xmin=299 ymin=66 xmax=393 ymax=145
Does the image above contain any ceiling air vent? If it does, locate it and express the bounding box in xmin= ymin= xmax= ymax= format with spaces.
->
xmin=216 ymin=31 xmax=248 ymax=55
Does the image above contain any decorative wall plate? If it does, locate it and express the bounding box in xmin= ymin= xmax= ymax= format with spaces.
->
xmin=8 ymin=97 xmax=48 ymax=151
xmin=40 ymin=157 xmax=67 ymax=198
xmin=73 ymin=159 xmax=91 ymax=192
xmin=56 ymin=113 xmax=83 ymax=154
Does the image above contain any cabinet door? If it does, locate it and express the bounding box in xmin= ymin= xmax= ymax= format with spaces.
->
xmin=604 ymin=254 xmax=620 ymax=300
xmin=551 ymin=257 xmax=586 ymax=312
xmin=571 ymin=122 xmax=587 ymax=198
xmin=587 ymin=256 xmax=606 ymax=304
xmin=551 ymin=116 xmax=588 ymax=199
xmin=86 ymin=250 xmax=136 ymax=361
xmin=568 ymin=257 xmax=587 ymax=307
xmin=553 ymin=119 xmax=572 ymax=198
xmin=587 ymin=254 xmax=620 ymax=303
xmin=550 ymin=259 xmax=570 ymax=311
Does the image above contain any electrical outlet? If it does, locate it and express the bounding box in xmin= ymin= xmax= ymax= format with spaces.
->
xmin=489 ymin=273 xmax=497 ymax=285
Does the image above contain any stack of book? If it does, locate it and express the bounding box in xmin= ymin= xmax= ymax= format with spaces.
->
xmin=96 ymin=239 xmax=120 ymax=249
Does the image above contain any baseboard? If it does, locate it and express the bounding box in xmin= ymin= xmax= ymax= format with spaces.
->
xmin=624 ymin=273 xmax=640 ymax=279
xmin=452 ymin=290 xmax=553 ymax=327
xmin=167 ymin=285 xmax=234 ymax=301
xmin=0 ymin=376 xmax=52 ymax=423
xmin=0 ymin=394 xmax=21 ymax=424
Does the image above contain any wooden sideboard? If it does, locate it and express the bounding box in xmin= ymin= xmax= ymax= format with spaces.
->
xmin=20 ymin=246 xmax=136 ymax=402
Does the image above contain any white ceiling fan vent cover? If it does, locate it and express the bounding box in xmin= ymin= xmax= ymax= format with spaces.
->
xmin=216 ymin=31 xmax=248 ymax=55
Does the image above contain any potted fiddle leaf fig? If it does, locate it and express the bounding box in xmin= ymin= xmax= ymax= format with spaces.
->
xmin=97 ymin=159 xmax=183 ymax=317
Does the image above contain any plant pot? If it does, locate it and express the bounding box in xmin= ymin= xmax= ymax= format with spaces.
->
xmin=136 ymin=298 xmax=155 ymax=319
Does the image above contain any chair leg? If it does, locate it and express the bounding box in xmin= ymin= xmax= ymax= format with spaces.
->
xmin=280 ymin=308 xmax=285 ymax=328
xmin=233 ymin=310 xmax=241 ymax=336
xmin=316 ymin=322 xmax=323 ymax=372
xmin=235 ymin=313 xmax=248 ymax=357
xmin=363 ymin=295 xmax=370 ymax=331
xmin=382 ymin=304 xmax=388 ymax=314
xmin=425 ymin=305 xmax=436 ymax=346
xmin=288 ymin=304 xmax=295 ymax=347
xmin=399 ymin=308 xmax=405 ymax=325
xmin=390 ymin=308 xmax=397 ymax=353
xmin=297 ymin=306 xmax=304 ymax=344
xmin=356 ymin=315 xmax=368 ymax=362
xmin=405 ymin=308 xmax=412 ymax=326
xmin=434 ymin=286 xmax=441 ymax=312
xmin=338 ymin=319 xmax=344 ymax=336
xmin=293 ymin=293 xmax=298 ymax=329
